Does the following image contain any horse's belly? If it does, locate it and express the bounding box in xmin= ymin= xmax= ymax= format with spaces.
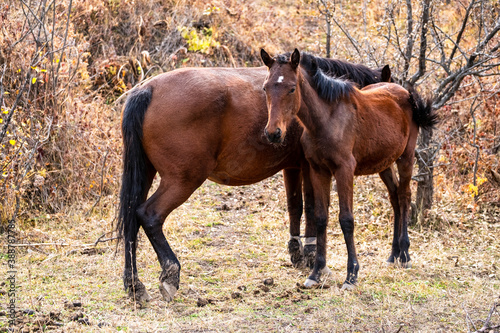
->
xmin=354 ymin=140 xmax=407 ymax=175
xmin=208 ymin=147 xmax=299 ymax=186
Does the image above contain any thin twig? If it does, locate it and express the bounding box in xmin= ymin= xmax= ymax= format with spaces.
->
xmin=53 ymin=0 xmax=73 ymax=88
xmin=7 ymin=236 xmax=120 ymax=248
xmin=86 ymin=149 xmax=110 ymax=216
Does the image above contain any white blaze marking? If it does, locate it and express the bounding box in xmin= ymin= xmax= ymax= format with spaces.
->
xmin=277 ymin=76 xmax=284 ymax=83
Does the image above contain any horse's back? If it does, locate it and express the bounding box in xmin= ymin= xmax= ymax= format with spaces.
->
xmin=137 ymin=66 xmax=302 ymax=184
xmin=144 ymin=67 xmax=266 ymax=119
xmin=358 ymin=83 xmax=412 ymax=122
xmin=360 ymin=82 xmax=409 ymax=102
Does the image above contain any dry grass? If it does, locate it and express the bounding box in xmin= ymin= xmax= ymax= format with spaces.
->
xmin=1 ymin=0 xmax=499 ymax=332
xmin=2 ymin=173 xmax=499 ymax=332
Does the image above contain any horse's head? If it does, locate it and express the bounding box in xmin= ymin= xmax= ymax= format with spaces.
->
xmin=261 ymin=48 xmax=301 ymax=144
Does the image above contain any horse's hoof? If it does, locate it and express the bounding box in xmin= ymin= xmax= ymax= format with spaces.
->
xmin=288 ymin=237 xmax=305 ymax=269
xmin=136 ymin=289 xmax=152 ymax=302
xmin=127 ymin=285 xmax=152 ymax=303
xmin=159 ymin=281 xmax=178 ymax=302
xmin=304 ymin=278 xmax=319 ymax=288
xmin=341 ymin=282 xmax=356 ymax=291
xmin=400 ymin=260 xmax=412 ymax=269
xmin=387 ymin=258 xmax=412 ymax=269
xmin=303 ymin=244 xmax=316 ymax=269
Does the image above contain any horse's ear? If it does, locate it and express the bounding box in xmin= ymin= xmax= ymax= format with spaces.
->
xmin=261 ymin=49 xmax=274 ymax=68
xmin=290 ymin=48 xmax=300 ymax=70
xmin=381 ymin=65 xmax=391 ymax=82
xmin=310 ymin=57 xmax=318 ymax=72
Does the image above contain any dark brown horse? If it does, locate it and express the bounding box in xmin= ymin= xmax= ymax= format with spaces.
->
xmin=118 ymin=54 xmax=391 ymax=302
xmin=261 ymin=49 xmax=437 ymax=290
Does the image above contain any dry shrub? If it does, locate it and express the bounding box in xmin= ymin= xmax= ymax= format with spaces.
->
xmin=0 ymin=1 xmax=120 ymax=224
xmin=434 ymin=79 xmax=500 ymax=212
xmin=0 ymin=0 xmax=498 ymax=230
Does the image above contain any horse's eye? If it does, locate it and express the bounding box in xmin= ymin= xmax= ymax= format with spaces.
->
xmin=289 ymin=88 xmax=296 ymax=94
xmin=263 ymin=86 xmax=266 ymax=91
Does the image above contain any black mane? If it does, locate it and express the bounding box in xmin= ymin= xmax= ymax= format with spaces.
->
xmin=276 ymin=52 xmax=364 ymax=102
xmin=310 ymin=68 xmax=355 ymax=103
xmin=276 ymin=52 xmax=384 ymax=87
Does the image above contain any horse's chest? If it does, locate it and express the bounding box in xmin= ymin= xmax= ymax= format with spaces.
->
xmin=301 ymin=135 xmax=338 ymax=169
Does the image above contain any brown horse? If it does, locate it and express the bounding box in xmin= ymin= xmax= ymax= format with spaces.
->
xmin=261 ymin=49 xmax=437 ymax=290
xmin=118 ymin=54 xmax=391 ymax=302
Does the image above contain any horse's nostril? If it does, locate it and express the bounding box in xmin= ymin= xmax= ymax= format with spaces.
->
xmin=265 ymin=128 xmax=283 ymax=143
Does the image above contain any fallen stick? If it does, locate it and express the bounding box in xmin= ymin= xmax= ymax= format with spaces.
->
xmin=5 ymin=236 xmax=121 ymax=248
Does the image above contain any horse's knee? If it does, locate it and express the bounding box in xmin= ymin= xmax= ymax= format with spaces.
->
xmin=339 ymin=215 xmax=354 ymax=235
xmin=136 ymin=204 xmax=163 ymax=232
xmin=305 ymin=203 xmax=314 ymax=218
xmin=316 ymin=216 xmax=328 ymax=233
xmin=136 ymin=204 xmax=148 ymax=225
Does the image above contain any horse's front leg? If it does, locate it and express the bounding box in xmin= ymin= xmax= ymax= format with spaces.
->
xmin=304 ymin=168 xmax=332 ymax=287
xmin=283 ymin=168 xmax=305 ymax=268
xmin=334 ymin=162 xmax=359 ymax=290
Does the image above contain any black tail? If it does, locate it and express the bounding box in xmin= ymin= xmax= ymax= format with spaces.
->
xmin=408 ymin=86 xmax=438 ymax=130
xmin=117 ymin=86 xmax=153 ymax=248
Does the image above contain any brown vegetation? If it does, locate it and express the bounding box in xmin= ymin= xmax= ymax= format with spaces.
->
xmin=0 ymin=0 xmax=499 ymax=331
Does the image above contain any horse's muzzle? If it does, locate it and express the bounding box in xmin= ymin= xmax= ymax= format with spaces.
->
xmin=265 ymin=128 xmax=283 ymax=144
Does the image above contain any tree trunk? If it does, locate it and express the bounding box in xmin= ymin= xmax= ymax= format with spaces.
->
xmin=414 ymin=127 xmax=434 ymax=226
xmin=325 ymin=16 xmax=331 ymax=58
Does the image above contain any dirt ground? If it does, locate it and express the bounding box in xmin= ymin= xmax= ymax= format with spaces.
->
xmin=2 ymin=173 xmax=500 ymax=332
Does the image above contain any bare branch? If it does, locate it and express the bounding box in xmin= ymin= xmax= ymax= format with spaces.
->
xmin=331 ymin=15 xmax=363 ymax=59
xmin=53 ymin=0 xmax=73 ymax=89
xmin=317 ymin=0 xmax=333 ymax=58
xmin=402 ymin=0 xmax=414 ymax=82
xmin=448 ymin=0 xmax=476 ymax=66
xmin=470 ymin=302 xmax=500 ymax=333
xmin=409 ymin=0 xmax=431 ymax=85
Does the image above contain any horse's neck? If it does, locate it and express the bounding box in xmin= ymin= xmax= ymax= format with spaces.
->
xmin=297 ymin=76 xmax=333 ymax=135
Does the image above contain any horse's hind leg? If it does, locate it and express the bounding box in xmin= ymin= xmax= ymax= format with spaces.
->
xmin=395 ymin=151 xmax=415 ymax=268
xmin=284 ymin=168 xmax=305 ymax=268
xmin=378 ymin=166 xmax=402 ymax=265
xmin=137 ymin=175 xmax=207 ymax=302
xmin=302 ymin=162 xmax=317 ymax=269
xmin=124 ymin=163 xmax=156 ymax=302
xmin=284 ymin=165 xmax=317 ymax=269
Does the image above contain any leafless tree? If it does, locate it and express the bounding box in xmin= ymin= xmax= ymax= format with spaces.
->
xmin=315 ymin=0 xmax=500 ymax=225
xmin=317 ymin=0 xmax=334 ymax=58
